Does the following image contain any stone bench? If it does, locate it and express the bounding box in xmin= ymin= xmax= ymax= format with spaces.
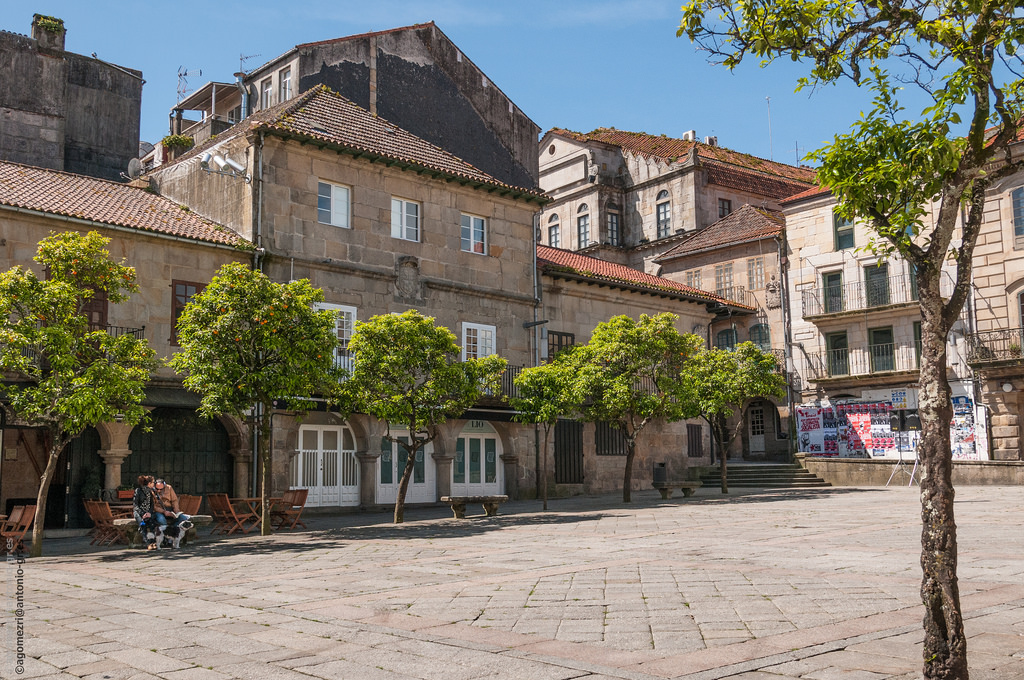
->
xmin=652 ymin=481 xmax=702 ymax=499
xmin=113 ymin=515 xmax=212 ymax=548
xmin=440 ymin=495 xmax=509 ymax=519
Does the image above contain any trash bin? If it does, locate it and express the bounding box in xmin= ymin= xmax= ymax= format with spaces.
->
xmin=653 ymin=462 xmax=667 ymax=484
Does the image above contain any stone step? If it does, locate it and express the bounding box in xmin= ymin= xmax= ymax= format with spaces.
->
xmin=699 ymin=464 xmax=830 ymax=488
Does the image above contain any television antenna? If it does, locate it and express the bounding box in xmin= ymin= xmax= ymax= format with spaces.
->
xmin=239 ymin=53 xmax=261 ymax=74
xmin=177 ymin=65 xmax=202 ymax=103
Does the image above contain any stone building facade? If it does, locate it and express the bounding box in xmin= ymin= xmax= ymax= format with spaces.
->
xmin=0 ymin=15 xmax=143 ymax=182
xmin=170 ymin=22 xmax=539 ymax=189
xmin=534 ymin=245 xmax=752 ymax=491
xmin=780 ymin=186 xmax=986 ymax=459
xmin=963 ymin=169 xmax=1024 ymax=461
xmin=655 ymin=205 xmax=792 ymax=461
xmin=0 ymin=161 xmax=249 ymax=528
xmin=536 ymin=128 xmax=815 ymax=274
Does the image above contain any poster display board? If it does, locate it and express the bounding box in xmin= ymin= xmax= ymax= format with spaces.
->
xmin=796 ymin=393 xmax=988 ymax=460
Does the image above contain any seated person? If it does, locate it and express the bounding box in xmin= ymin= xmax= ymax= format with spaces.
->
xmin=132 ymin=475 xmax=159 ymax=550
xmin=153 ymin=478 xmax=189 ymax=527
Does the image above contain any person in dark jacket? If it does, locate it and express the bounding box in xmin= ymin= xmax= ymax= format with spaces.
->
xmin=132 ymin=475 xmax=158 ymax=550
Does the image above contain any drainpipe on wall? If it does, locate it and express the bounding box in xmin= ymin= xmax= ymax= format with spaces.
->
xmin=250 ymin=131 xmax=266 ymax=496
xmin=777 ymin=234 xmax=798 ymax=458
xmin=532 ymin=211 xmax=542 ymax=505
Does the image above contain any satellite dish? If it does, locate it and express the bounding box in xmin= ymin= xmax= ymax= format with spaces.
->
xmin=127 ymin=158 xmax=142 ymax=179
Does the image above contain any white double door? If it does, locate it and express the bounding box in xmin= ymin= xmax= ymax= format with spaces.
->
xmin=292 ymin=425 xmax=359 ymax=507
xmin=451 ymin=435 xmax=502 ymax=496
xmin=377 ymin=436 xmax=436 ymax=504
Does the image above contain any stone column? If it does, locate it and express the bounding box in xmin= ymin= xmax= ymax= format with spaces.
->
xmin=230 ymin=449 xmax=253 ymax=497
xmin=356 ymin=452 xmax=380 ymax=508
xmin=96 ymin=421 xmax=135 ymax=492
xmin=433 ymin=452 xmax=454 ymax=500
xmin=500 ymin=453 xmax=519 ymax=500
xmin=98 ymin=449 xmax=131 ymax=491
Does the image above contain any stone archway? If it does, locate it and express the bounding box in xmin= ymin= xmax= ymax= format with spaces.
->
xmin=124 ymin=408 xmax=232 ymax=508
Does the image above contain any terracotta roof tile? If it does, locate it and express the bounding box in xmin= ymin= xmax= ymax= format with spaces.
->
xmin=656 ymin=205 xmax=784 ymax=261
xmin=549 ymin=127 xmax=816 ymax=186
xmin=195 ymin=86 xmax=545 ymax=201
xmin=537 ymin=245 xmax=753 ymax=309
xmin=0 ymin=161 xmax=245 ymax=247
xmin=780 ymin=184 xmax=832 ymax=204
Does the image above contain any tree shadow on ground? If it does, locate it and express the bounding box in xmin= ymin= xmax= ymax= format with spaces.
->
xmin=88 ymin=510 xmax=616 ymax=562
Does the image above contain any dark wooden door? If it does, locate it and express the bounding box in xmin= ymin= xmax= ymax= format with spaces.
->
xmin=554 ymin=419 xmax=584 ymax=484
xmin=124 ymin=408 xmax=232 ymax=513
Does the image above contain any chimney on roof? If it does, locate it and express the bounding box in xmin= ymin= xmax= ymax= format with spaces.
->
xmin=32 ymin=14 xmax=66 ymax=52
xmin=704 ymin=136 xmax=718 ymax=147
xmin=681 ymin=130 xmax=696 ymax=142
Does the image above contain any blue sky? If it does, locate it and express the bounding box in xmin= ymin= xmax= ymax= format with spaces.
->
xmin=13 ymin=0 xmax=884 ymax=168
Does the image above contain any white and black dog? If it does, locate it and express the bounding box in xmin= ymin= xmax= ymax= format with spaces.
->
xmin=161 ymin=519 xmax=194 ymax=549
xmin=140 ymin=518 xmax=193 ymax=550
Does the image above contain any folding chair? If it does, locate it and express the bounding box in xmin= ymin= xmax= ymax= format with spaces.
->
xmin=83 ymin=500 xmax=120 ymax=546
xmin=272 ymin=489 xmax=308 ymax=530
xmin=178 ymin=494 xmax=202 ymax=516
xmin=207 ymin=493 xmax=258 ymax=535
xmin=2 ymin=505 xmax=36 ymax=552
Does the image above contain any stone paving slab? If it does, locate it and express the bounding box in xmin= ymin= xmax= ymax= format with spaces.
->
xmin=1 ymin=486 xmax=1022 ymax=679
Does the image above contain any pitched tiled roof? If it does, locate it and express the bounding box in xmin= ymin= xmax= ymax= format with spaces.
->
xmin=780 ymin=184 xmax=832 ymax=204
xmin=197 ymin=86 xmax=545 ymax=202
xmin=656 ymin=205 xmax=784 ymax=262
xmin=0 ymin=161 xmax=245 ymax=247
xmin=549 ymin=128 xmax=816 ymax=187
xmin=537 ymin=245 xmax=753 ymax=310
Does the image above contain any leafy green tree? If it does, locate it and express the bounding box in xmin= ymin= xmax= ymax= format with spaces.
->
xmin=685 ymin=343 xmax=786 ymax=494
xmin=678 ymin=3 xmax=1024 ymax=675
xmin=0 ymin=231 xmax=156 ymax=557
xmin=575 ymin=314 xmax=702 ymax=502
xmin=345 ymin=310 xmax=506 ymax=523
xmin=170 ymin=263 xmax=341 ymax=535
xmin=510 ymin=348 xmax=587 ymax=510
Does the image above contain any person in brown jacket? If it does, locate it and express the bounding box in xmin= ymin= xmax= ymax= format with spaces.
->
xmin=153 ymin=479 xmax=189 ymax=526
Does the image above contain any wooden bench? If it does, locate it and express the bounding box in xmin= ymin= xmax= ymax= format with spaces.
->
xmin=652 ymin=481 xmax=702 ymax=499
xmin=440 ymin=495 xmax=508 ymax=519
xmin=113 ymin=515 xmax=212 ymax=548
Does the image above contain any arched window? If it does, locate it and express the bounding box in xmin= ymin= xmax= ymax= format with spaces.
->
xmin=749 ymin=324 xmax=771 ymax=351
xmin=715 ymin=328 xmax=737 ymax=350
xmin=656 ymin=190 xmax=671 ymax=238
xmin=606 ymin=201 xmax=621 ymax=246
xmin=577 ymin=203 xmax=590 ymax=249
xmin=547 ymin=213 xmax=560 ymax=248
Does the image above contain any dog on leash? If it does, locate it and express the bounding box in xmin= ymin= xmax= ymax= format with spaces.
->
xmin=139 ymin=520 xmax=164 ymax=550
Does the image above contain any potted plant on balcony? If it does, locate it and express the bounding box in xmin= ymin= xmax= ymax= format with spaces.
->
xmin=1008 ymin=342 xmax=1021 ymax=358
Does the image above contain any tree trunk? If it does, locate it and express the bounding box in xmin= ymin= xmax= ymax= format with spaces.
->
xmin=258 ymin=412 xmax=273 ymax=536
xmin=717 ymin=418 xmax=729 ymax=494
xmin=917 ymin=285 xmax=967 ymax=679
xmin=393 ymin=442 xmax=420 ymax=524
xmin=541 ymin=424 xmax=550 ymax=511
xmin=622 ymin=440 xmax=635 ymax=503
xmin=29 ymin=432 xmax=66 ymax=558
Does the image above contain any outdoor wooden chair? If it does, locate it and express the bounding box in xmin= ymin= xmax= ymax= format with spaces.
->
xmin=271 ymin=489 xmax=308 ymax=530
xmin=207 ymin=493 xmax=258 ymax=535
xmin=2 ymin=504 xmax=36 ymax=552
xmin=83 ymin=500 xmax=120 ymax=546
xmin=178 ymin=494 xmax=202 ymax=516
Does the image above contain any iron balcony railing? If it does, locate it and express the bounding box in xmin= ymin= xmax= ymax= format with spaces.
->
xmin=714 ymin=285 xmax=754 ymax=307
xmin=99 ymin=324 xmax=146 ymax=340
xmin=804 ymin=342 xmax=921 ymax=380
xmin=803 ymin=275 xmax=918 ymax=317
xmin=965 ymin=328 xmax=1024 ymax=364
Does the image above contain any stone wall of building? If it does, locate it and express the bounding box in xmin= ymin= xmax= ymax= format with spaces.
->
xmin=0 ymin=16 xmax=142 ymax=181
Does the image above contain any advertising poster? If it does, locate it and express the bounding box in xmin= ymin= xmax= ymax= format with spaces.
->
xmin=796 ymin=406 xmax=826 ymax=455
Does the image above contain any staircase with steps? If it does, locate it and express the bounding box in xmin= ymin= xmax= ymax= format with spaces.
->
xmin=698 ymin=462 xmax=830 ymax=489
